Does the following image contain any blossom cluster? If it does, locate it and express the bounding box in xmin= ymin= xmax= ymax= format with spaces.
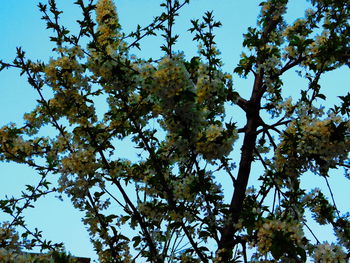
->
xmin=312 ymin=242 xmax=347 ymax=263
xmin=196 ymin=124 xmax=237 ymax=161
xmin=252 ymin=219 xmax=305 ymax=255
xmin=140 ymin=55 xmax=237 ymax=161
xmin=275 ymin=114 xmax=350 ymax=177
xmin=95 ymin=0 xmax=121 ymax=53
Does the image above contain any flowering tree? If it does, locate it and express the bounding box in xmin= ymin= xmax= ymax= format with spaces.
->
xmin=1 ymin=0 xmax=350 ymax=262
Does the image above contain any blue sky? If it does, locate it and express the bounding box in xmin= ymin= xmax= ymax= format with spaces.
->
xmin=0 ymin=0 xmax=349 ymax=262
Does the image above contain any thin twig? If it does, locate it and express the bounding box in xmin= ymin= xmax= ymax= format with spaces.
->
xmin=324 ymin=176 xmax=340 ymax=217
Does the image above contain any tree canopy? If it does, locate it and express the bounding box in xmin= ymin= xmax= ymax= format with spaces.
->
xmin=1 ymin=0 xmax=350 ymax=262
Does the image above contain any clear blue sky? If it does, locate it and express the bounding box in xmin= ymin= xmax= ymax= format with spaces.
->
xmin=0 ymin=1 xmax=349 ymax=262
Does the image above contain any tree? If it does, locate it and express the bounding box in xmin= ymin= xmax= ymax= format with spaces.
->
xmin=0 ymin=0 xmax=350 ymax=262
xmin=0 ymin=222 xmax=81 ymax=263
